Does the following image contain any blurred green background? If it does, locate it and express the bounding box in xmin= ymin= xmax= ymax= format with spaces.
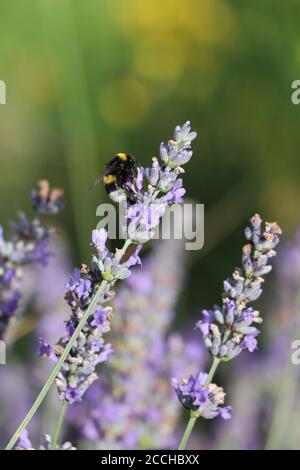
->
xmin=1 ymin=0 xmax=300 ymax=317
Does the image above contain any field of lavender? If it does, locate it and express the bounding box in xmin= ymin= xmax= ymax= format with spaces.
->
xmin=1 ymin=0 xmax=300 ymax=452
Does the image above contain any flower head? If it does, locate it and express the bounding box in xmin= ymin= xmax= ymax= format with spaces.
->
xmin=172 ymin=373 xmax=232 ymax=420
xmin=160 ymin=121 xmax=196 ymax=168
xmin=91 ymin=228 xmax=108 ymax=253
xmin=196 ymin=214 xmax=282 ymax=360
xmin=120 ymin=121 xmax=197 ymax=244
xmin=0 ymin=182 xmax=63 ymax=339
xmin=173 ymin=214 xmax=281 ymax=432
xmin=32 ymin=179 xmax=64 ymax=215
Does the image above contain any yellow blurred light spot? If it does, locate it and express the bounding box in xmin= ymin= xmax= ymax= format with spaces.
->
xmin=114 ymin=0 xmax=236 ymax=94
xmin=133 ymin=36 xmax=184 ymax=81
xmin=116 ymin=0 xmax=235 ymax=46
xmin=116 ymin=0 xmax=189 ymax=33
xmin=99 ymin=77 xmax=150 ymax=128
xmin=188 ymin=0 xmax=235 ymax=45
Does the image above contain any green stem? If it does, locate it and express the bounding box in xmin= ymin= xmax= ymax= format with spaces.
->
xmin=50 ymin=401 xmax=68 ymax=450
xmin=177 ymin=356 xmax=221 ymax=450
xmin=205 ymin=357 xmax=221 ymax=386
xmin=178 ymin=415 xmax=197 ymax=450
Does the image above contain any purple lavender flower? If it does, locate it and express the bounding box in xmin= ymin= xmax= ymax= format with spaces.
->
xmin=0 ymin=181 xmax=64 ymax=339
xmin=90 ymin=306 xmax=111 ymax=330
xmin=66 ymin=238 xmax=204 ymax=449
xmin=241 ymin=330 xmax=260 ymax=353
xmin=65 ymin=386 xmax=81 ymax=404
xmin=123 ymin=121 xmax=196 ymax=244
xmin=40 ymin=226 xmax=140 ymax=404
xmin=172 ymin=373 xmax=232 ymax=420
xmin=32 ymin=179 xmax=64 ymax=215
xmin=91 ymin=228 xmax=108 ymax=253
xmin=225 ymin=222 xmax=300 ymax=450
xmin=9 ymin=213 xmax=55 ymax=266
xmin=16 ymin=430 xmax=33 ymax=450
xmin=162 ymin=179 xmax=186 ymax=204
xmin=196 ymin=214 xmax=282 ymax=360
xmin=160 ymin=121 xmax=196 ymax=168
xmin=172 ymin=215 xmax=281 ymax=447
xmin=0 ymin=241 xmax=72 ymax=449
xmin=51 ymin=291 xmax=114 ymax=402
xmin=39 ymin=337 xmax=58 ymax=362
xmin=16 ymin=430 xmax=76 ymax=450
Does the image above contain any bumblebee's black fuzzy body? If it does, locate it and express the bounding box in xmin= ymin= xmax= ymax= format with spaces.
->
xmin=90 ymin=153 xmax=138 ymax=204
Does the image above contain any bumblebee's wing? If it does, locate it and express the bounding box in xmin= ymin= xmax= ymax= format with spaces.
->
xmin=89 ymin=158 xmax=120 ymax=191
xmin=105 ymin=156 xmax=119 ymax=169
xmin=89 ymin=174 xmax=104 ymax=192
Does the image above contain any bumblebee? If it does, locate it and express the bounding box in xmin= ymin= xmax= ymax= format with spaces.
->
xmin=89 ymin=153 xmax=138 ymax=204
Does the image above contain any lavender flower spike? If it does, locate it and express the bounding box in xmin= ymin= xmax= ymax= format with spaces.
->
xmin=172 ymin=373 xmax=232 ymax=420
xmin=125 ymin=121 xmax=197 ymax=244
xmin=175 ymin=214 xmax=281 ymax=451
xmin=40 ymin=122 xmax=198 ymax=405
xmin=196 ymin=214 xmax=282 ymax=360
xmin=0 ymin=181 xmax=64 ymax=339
xmin=67 ymin=237 xmax=204 ymax=449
